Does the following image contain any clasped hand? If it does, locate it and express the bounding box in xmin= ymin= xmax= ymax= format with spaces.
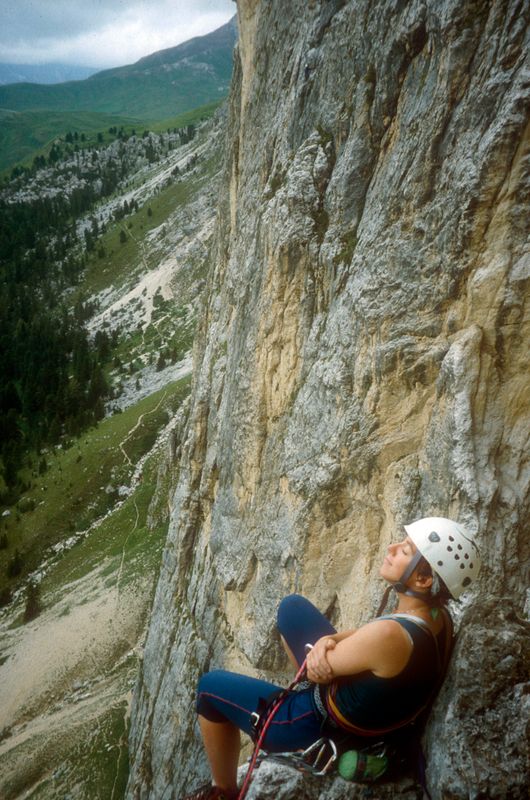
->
xmin=305 ymin=636 xmax=336 ymax=684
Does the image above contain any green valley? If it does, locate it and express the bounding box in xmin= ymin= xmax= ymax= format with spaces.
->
xmin=0 ymin=109 xmax=143 ymax=174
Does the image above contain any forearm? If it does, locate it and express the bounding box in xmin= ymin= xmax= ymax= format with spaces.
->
xmin=306 ymin=629 xmax=357 ymax=683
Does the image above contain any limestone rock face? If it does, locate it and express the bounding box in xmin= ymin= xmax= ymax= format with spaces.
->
xmin=127 ymin=1 xmax=529 ymax=798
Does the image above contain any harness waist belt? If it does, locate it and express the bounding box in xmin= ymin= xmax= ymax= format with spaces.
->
xmin=314 ymin=681 xmax=435 ymax=738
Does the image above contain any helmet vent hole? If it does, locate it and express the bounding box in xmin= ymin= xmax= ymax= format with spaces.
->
xmin=428 ymin=531 xmax=441 ymax=542
xmin=464 ymin=554 xmax=469 ymax=559
xmin=470 ymin=563 xmax=474 ymax=568
xmin=460 ymin=564 xmax=465 ymax=569
xmin=457 ymin=544 xmax=462 ymax=550
xmin=449 ymin=535 xmax=454 ymax=542
xmin=447 ymin=546 xmax=453 ymax=552
xmin=462 ymin=577 xmax=471 ymax=587
xmin=437 ymin=560 xmax=443 ymax=566
xmin=455 ymin=554 xmax=460 ymax=560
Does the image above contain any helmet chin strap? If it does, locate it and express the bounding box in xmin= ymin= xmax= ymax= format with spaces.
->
xmin=391 ymin=550 xmax=425 ymax=599
xmin=376 ymin=583 xmax=426 ymax=617
xmin=377 ymin=550 xmax=428 ymax=617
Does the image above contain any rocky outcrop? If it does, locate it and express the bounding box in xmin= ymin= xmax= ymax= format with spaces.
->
xmin=127 ymin=1 xmax=530 ymax=798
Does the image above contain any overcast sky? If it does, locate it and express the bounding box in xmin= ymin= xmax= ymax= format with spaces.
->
xmin=0 ymin=0 xmax=236 ymax=68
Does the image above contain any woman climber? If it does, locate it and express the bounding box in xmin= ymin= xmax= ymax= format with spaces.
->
xmin=181 ymin=517 xmax=481 ymax=800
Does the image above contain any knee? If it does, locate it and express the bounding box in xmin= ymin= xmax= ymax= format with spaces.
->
xmin=197 ymin=668 xmax=224 ymax=696
xmin=197 ymin=670 xmax=228 ymax=722
xmin=277 ymin=593 xmax=306 ymax=635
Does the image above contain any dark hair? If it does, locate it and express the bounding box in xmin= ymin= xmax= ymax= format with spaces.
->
xmin=416 ymin=556 xmax=452 ymax=606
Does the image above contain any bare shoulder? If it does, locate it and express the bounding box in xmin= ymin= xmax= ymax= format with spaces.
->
xmin=358 ymin=619 xmax=414 ymax=677
xmin=357 ymin=618 xmax=410 ymax=642
xmin=347 ymin=618 xmax=413 ymax=654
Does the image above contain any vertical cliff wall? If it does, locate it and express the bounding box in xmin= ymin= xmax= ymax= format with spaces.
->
xmin=127 ymin=1 xmax=529 ymax=798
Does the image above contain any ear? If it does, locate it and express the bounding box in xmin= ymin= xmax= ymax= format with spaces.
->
xmin=412 ymin=571 xmax=433 ymax=591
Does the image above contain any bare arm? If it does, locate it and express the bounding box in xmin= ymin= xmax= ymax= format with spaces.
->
xmin=305 ymin=629 xmax=356 ymax=682
xmin=307 ymin=620 xmax=412 ymax=683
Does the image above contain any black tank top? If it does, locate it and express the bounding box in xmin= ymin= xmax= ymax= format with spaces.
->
xmin=329 ymin=615 xmax=445 ymax=731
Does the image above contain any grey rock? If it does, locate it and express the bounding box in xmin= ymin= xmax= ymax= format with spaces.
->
xmin=238 ymin=759 xmax=422 ymax=800
xmin=127 ymin=1 xmax=530 ymax=799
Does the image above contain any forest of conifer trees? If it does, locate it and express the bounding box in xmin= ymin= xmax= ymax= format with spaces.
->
xmin=0 ymin=123 xmax=197 ymax=504
xmin=0 ymin=196 xmax=111 ymax=504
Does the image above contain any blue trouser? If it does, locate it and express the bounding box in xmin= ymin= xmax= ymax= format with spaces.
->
xmin=196 ymin=594 xmax=336 ymax=751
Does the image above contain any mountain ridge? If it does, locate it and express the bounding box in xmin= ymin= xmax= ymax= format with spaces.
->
xmin=113 ymin=15 xmax=237 ymax=71
xmin=0 ymin=18 xmax=237 ymax=120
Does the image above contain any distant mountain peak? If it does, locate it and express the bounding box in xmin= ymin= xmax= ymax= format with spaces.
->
xmin=0 ymin=62 xmax=99 ymax=86
xmin=91 ymin=16 xmax=237 ymax=80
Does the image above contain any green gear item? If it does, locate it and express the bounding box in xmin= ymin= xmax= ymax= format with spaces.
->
xmin=338 ymin=749 xmax=388 ymax=782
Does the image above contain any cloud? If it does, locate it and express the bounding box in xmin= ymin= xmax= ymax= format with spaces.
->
xmin=0 ymin=0 xmax=236 ymax=68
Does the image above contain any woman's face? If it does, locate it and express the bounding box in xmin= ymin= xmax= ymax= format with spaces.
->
xmin=379 ymin=536 xmax=417 ymax=583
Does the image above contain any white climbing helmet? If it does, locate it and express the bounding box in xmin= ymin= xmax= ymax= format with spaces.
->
xmin=404 ymin=517 xmax=481 ymax=599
